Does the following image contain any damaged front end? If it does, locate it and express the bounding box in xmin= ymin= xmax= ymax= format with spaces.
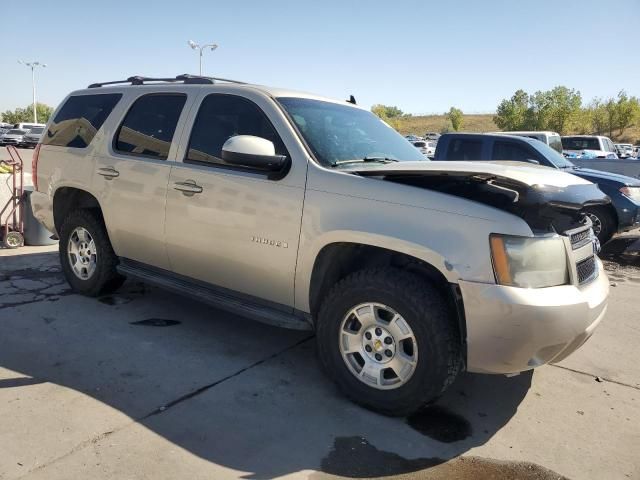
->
xmin=355 ymin=168 xmax=610 ymax=233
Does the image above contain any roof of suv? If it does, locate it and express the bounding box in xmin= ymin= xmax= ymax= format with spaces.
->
xmin=75 ymin=75 xmax=358 ymax=109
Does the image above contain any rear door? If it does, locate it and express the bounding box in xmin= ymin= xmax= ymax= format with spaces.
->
xmin=164 ymin=91 xmax=306 ymax=308
xmin=92 ymin=90 xmax=194 ymax=270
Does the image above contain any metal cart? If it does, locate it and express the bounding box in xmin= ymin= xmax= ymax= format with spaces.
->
xmin=0 ymin=146 xmax=25 ymax=248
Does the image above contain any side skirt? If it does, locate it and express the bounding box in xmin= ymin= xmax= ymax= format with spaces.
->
xmin=117 ymin=259 xmax=313 ymax=331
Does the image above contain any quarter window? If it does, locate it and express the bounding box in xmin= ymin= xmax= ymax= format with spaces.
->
xmin=43 ymin=93 xmax=122 ymax=148
xmin=115 ymin=94 xmax=186 ymax=160
xmin=185 ymin=94 xmax=287 ymax=168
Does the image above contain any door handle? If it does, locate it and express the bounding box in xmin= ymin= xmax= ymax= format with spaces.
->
xmin=173 ymin=180 xmax=203 ymax=195
xmin=97 ymin=167 xmax=120 ymax=179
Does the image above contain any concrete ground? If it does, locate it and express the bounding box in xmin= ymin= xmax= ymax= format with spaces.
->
xmin=0 ymin=237 xmax=639 ymax=480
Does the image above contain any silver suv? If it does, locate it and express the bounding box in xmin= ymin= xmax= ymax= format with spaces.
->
xmin=30 ymin=75 xmax=609 ymax=415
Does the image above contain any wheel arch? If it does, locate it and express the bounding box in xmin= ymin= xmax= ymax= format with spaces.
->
xmin=53 ymin=187 xmax=105 ymax=233
xmin=306 ymin=241 xmax=467 ymax=356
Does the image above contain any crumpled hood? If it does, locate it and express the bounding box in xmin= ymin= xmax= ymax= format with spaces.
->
xmin=351 ymin=161 xmax=610 ymax=233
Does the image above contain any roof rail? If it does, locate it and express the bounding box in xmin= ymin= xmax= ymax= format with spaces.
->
xmin=87 ymin=74 xmax=247 ymax=88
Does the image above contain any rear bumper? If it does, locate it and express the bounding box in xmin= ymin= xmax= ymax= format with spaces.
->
xmin=30 ymin=190 xmax=56 ymax=234
xmin=460 ymin=263 xmax=609 ymax=374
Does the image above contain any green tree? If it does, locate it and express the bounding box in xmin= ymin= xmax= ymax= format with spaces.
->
xmin=493 ymin=89 xmax=530 ymax=131
xmin=446 ymin=107 xmax=464 ymax=131
xmin=1 ymin=103 xmax=53 ymax=124
xmin=544 ymin=86 xmax=582 ymax=134
xmin=371 ymin=104 xmax=406 ymax=119
xmin=613 ymin=90 xmax=640 ymax=136
xmin=588 ymin=98 xmax=607 ymax=135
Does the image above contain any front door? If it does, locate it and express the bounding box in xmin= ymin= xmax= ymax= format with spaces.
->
xmin=164 ymin=93 xmax=306 ymax=308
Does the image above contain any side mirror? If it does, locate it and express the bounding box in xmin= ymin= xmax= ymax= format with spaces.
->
xmin=221 ymin=135 xmax=288 ymax=175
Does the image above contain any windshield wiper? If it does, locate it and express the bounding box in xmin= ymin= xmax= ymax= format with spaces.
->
xmin=332 ymin=156 xmax=400 ymax=167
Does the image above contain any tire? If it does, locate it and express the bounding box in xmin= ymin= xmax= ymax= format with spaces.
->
xmin=584 ymin=206 xmax=615 ymax=245
xmin=59 ymin=209 xmax=125 ymax=296
xmin=316 ymin=268 xmax=461 ymax=416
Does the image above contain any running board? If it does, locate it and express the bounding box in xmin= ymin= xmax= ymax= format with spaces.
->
xmin=117 ymin=260 xmax=312 ymax=331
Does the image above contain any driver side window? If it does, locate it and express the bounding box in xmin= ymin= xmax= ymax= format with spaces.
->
xmin=185 ymin=94 xmax=288 ymax=168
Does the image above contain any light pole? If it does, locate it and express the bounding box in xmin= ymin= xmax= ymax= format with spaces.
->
xmin=18 ymin=60 xmax=47 ymax=123
xmin=187 ymin=40 xmax=218 ymax=76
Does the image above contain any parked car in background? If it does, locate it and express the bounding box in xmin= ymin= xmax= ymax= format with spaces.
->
xmin=615 ymin=144 xmax=634 ymax=158
xmin=29 ymin=74 xmax=609 ymax=415
xmin=491 ymin=130 xmax=563 ymax=153
xmin=0 ymin=128 xmax=29 ymax=146
xmin=412 ymin=140 xmax=436 ymax=158
xmin=404 ymin=134 xmax=422 ymax=142
xmin=13 ymin=122 xmax=46 ymax=131
xmin=20 ymin=126 xmax=45 ymax=148
xmin=424 ymin=132 xmax=440 ymax=141
xmin=434 ymin=133 xmax=640 ymax=243
xmin=562 ymin=135 xmax=618 ymax=159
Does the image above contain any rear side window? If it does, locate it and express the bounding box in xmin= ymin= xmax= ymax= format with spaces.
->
xmin=446 ymin=139 xmax=482 ymax=160
xmin=492 ymin=141 xmax=539 ymax=162
xmin=43 ymin=93 xmax=121 ymax=148
xmin=115 ymin=94 xmax=186 ymax=160
xmin=185 ymin=94 xmax=287 ymax=168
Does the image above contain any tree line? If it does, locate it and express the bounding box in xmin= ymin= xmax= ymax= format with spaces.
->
xmin=1 ymin=103 xmax=54 ymax=124
xmin=494 ymin=87 xmax=639 ymax=137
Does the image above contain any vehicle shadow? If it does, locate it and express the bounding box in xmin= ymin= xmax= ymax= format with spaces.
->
xmin=0 ymin=251 xmax=533 ymax=479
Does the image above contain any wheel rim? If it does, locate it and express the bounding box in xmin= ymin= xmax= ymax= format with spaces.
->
xmin=586 ymin=213 xmax=602 ymax=236
xmin=339 ymin=303 xmax=418 ymax=390
xmin=5 ymin=232 xmax=22 ymax=248
xmin=67 ymin=227 xmax=97 ymax=280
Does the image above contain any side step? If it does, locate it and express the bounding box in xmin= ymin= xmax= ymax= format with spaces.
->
xmin=117 ymin=260 xmax=312 ymax=331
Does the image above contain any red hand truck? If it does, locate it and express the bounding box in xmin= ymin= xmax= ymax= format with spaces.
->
xmin=0 ymin=146 xmax=25 ymax=248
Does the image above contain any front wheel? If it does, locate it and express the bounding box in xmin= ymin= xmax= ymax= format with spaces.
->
xmin=316 ymin=268 xmax=461 ymax=416
xmin=584 ymin=207 xmax=615 ymax=245
xmin=59 ymin=209 xmax=125 ymax=296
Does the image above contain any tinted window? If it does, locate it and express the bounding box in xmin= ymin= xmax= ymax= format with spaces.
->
xmin=446 ymin=139 xmax=482 ymax=160
xmin=115 ymin=94 xmax=186 ymax=160
xmin=492 ymin=141 xmax=539 ymax=162
xmin=43 ymin=94 xmax=121 ymax=148
xmin=186 ymin=94 xmax=287 ymax=167
xmin=548 ymin=135 xmax=563 ymax=153
xmin=561 ymin=137 xmax=601 ymax=151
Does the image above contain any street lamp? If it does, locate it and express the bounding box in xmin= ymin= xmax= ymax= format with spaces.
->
xmin=18 ymin=60 xmax=47 ymax=123
xmin=187 ymin=40 xmax=218 ymax=76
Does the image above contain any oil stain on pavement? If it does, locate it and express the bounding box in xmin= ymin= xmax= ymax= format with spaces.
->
xmin=316 ymin=436 xmax=569 ymax=479
xmin=406 ymin=405 xmax=472 ymax=443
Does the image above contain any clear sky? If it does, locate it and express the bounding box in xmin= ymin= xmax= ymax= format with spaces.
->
xmin=1 ymin=0 xmax=638 ymax=115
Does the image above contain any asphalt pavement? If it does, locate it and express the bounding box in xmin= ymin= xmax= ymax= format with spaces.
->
xmin=0 ymin=236 xmax=639 ymax=479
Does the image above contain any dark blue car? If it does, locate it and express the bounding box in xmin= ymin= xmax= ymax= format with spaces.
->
xmin=434 ymin=133 xmax=640 ymax=243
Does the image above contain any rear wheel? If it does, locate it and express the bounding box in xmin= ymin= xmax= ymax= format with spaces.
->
xmin=316 ymin=268 xmax=461 ymax=416
xmin=59 ymin=209 xmax=125 ymax=296
xmin=584 ymin=206 xmax=615 ymax=245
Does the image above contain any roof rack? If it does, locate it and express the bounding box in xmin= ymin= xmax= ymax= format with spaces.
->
xmin=88 ymin=74 xmax=247 ymax=88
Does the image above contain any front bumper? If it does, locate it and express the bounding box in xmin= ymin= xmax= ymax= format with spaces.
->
xmin=460 ymin=263 xmax=609 ymax=374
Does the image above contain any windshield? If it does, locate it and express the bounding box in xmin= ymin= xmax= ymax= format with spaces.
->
xmin=562 ymin=137 xmax=601 ymax=151
xmin=28 ymin=127 xmax=44 ymax=134
xmin=530 ymin=140 xmax=575 ymax=168
xmin=277 ymin=97 xmax=424 ymax=167
xmin=7 ymin=129 xmax=26 ymax=134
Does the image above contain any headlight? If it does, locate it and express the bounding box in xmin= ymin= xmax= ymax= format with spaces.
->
xmin=489 ymin=234 xmax=568 ymax=288
xmin=620 ymin=186 xmax=640 ymax=203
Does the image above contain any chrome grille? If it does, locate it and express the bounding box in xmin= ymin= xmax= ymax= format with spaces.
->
xmin=569 ymin=228 xmax=591 ymax=250
xmin=576 ymin=256 xmax=597 ymax=284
